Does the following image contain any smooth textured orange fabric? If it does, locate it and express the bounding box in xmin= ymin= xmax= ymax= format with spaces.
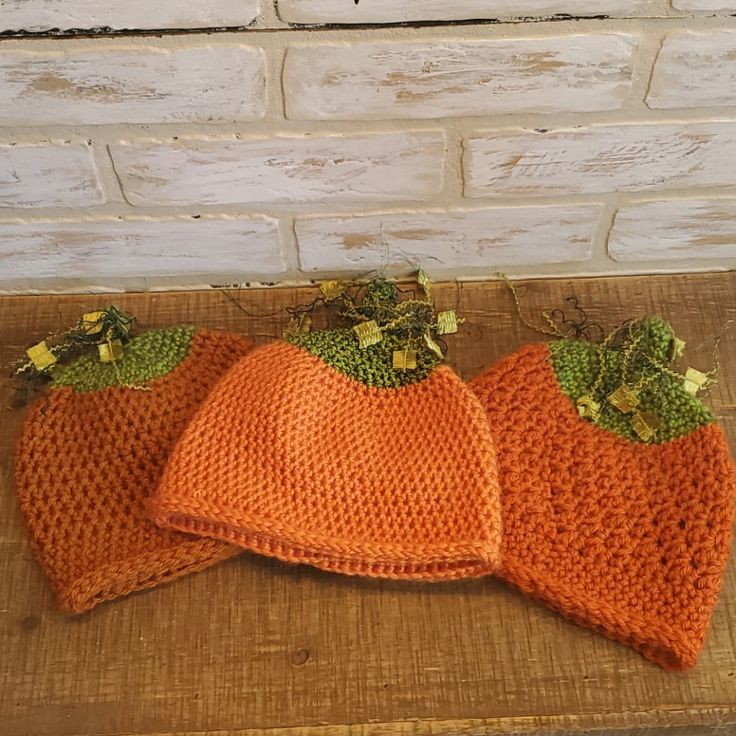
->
xmin=470 ymin=343 xmax=736 ymax=669
xmin=151 ymin=341 xmax=503 ymax=580
xmin=15 ymin=329 xmax=251 ymax=613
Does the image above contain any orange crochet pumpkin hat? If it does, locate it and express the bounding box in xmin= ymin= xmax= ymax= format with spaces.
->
xmin=15 ymin=326 xmax=251 ymax=613
xmin=151 ymin=321 xmax=502 ymax=580
xmin=470 ymin=317 xmax=735 ymax=670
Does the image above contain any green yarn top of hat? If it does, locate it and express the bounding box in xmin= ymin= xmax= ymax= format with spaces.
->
xmin=288 ymin=327 xmax=441 ymax=389
xmin=285 ymin=276 xmax=456 ymax=389
xmin=550 ymin=316 xmax=713 ymax=443
xmin=52 ymin=326 xmax=196 ymax=393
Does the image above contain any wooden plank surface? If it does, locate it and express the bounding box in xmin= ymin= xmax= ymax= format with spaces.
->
xmin=0 ymin=273 xmax=735 ymax=736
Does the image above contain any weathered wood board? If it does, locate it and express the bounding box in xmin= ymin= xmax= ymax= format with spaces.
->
xmin=1 ymin=274 xmax=735 ymax=736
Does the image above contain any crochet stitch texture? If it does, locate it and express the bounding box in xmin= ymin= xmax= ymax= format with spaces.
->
xmin=470 ymin=342 xmax=736 ymax=669
xmin=15 ymin=328 xmax=251 ymax=613
xmin=151 ymin=340 xmax=503 ymax=580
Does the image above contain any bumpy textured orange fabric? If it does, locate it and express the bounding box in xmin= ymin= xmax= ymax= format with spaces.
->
xmin=151 ymin=341 xmax=502 ymax=580
xmin=15 ymin=329 xmax=252 ymax=613
xmin=470 ymin=343 xmax=736 ymax=670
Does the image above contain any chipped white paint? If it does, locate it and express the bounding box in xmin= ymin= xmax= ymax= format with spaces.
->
xmin=0 ymin=216 xmax=283 ymax=290
xmin=285 ymin=35 xmax=637 ymax=121
xmin=648 ymin=32 xmax=736 ymax=108
xmin=465 ymin=122 xmax=736 ymax=198
xmin=609 ymin=199 xmax=736 ymax=261
xmin=110 ymin=132 xmax=447 ymax=206
xmin=672 ymin=0 xmax=736 ymax=9
xmin=278 ymin=0 xmax=656 ymax=23
xmin=1 ymin=0 xmax=259 ymax=32
xmin=0 ymin=45 xmax=265 ymax=126
xmin=0 ymin=144 xmax=102 ymax=208
xmin=296 ymin=205 xmax=601 ymax=271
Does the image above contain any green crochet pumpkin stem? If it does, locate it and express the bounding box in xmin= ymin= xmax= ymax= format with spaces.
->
xmin=550 ymin=317 xmax=713 ymax=443
xmin=52 ymin=327 xmax=196 ymax=393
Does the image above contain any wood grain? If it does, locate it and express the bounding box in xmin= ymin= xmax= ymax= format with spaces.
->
xmin=0 ymin=274 xmax=735 ymax=736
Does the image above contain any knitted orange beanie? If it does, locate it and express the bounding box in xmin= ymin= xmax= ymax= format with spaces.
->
xmin=15 ymin=327 xmax=251 ymax=613
xmin=470 ymin=320 xmax=735 ymax=669
xmin=151 ymin=333 xmax=503 ymax=580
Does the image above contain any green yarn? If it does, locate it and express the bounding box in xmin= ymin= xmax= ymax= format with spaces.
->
xmin=550 ymin=317 xmax=713 ymax=443
xmin=288 ymin=327 xmax=440 ymax=388
xmin=52 ymin=327 xmax=196 ymax=393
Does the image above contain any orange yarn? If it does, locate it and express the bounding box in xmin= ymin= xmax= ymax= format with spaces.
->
xmin=14 ymin=329 xmax=251 ymax=613
xmin=470 ymin=343 xmax=736 ymax=670
xmin=151 ymin=341 xmax=503 ymax=580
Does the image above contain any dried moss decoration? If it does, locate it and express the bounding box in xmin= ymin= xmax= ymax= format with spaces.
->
xmin=550 ymin=317 xmax=714 ymax=443
xmin=285 ymin=274 xmax=462 ymax=388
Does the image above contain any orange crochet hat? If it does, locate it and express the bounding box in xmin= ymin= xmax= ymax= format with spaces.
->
xmin=15 ymin=326 xmax=251 ymax=613
xmin=470 ymin=318 xmax=735 ymax=670
xmin=151 ymin=333 xmax=503 ymax=580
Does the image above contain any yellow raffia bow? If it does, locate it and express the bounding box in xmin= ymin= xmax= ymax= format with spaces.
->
xmin=354 ymin=320 xmax=382 ymax=348
xmin=392 ymin=349 xmax=417 ymax=370
xmin=436 ymin=310 xmax=459 ymax=336
xmin=26 ymin=341 xmax=57 ymax=372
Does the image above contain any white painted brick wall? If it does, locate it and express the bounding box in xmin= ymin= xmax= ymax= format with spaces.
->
xmin=1 ymin=16 xmax=736 ymax=292
xmin=648 ymin=31 xmax=736 ymax=108
xmin=672 ymin=0 xmax=736 ymax=9
xmin=1 ymin=0 xmax=260 ymax=33
xmin=0 ymin=43 xmax=266 ymax=126
xmin=0 ymin=216 xmax=282 ymax=291
xmin=296 ymin=206 xmax=602 ymax=272
xmin=109 ymin=132 xmax=447 ymax=206
xmin=1 ymin=0 xmax=731 ymax=34
xmin=284 ymin=35 xmax=638 ymax=121
xmin=610 ymin=199 xmax=736 ymax=261
xmin=277 ymin=1 xmax=658 ymax=25
xmin=465 ymin=122 xmax=736 ymax=198
xmin=1 ymin=144 xmax=102 ymax=208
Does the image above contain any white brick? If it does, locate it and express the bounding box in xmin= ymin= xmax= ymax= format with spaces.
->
xmin=672 ymin=1 xmax=736 ymax=9
xmin=648 ymin=32 xmax=736 ymax=109
xmin=0 ymin=216 xmax=283 ymax=290
xmin=609 ymin=199 xmax=736 ymax=261
xmin=0 ymin=44 xmax=265 ymax=126
xmin=465 ymin=122 xmax=736 ymax=198
xmin=285 ymin=35 xmax=636 ymax=121
xmin=110 ymin=132 xmax=446 ymax=207
xmin=1 ymin=0 xmax=258 ymax=32
xmin=0 ymin=144 xmax=102 ymax=208
xmin=278 ymin=0 xmax=654 ymax=24
xmin=296 ymin=205 xmax=601 ymax=272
